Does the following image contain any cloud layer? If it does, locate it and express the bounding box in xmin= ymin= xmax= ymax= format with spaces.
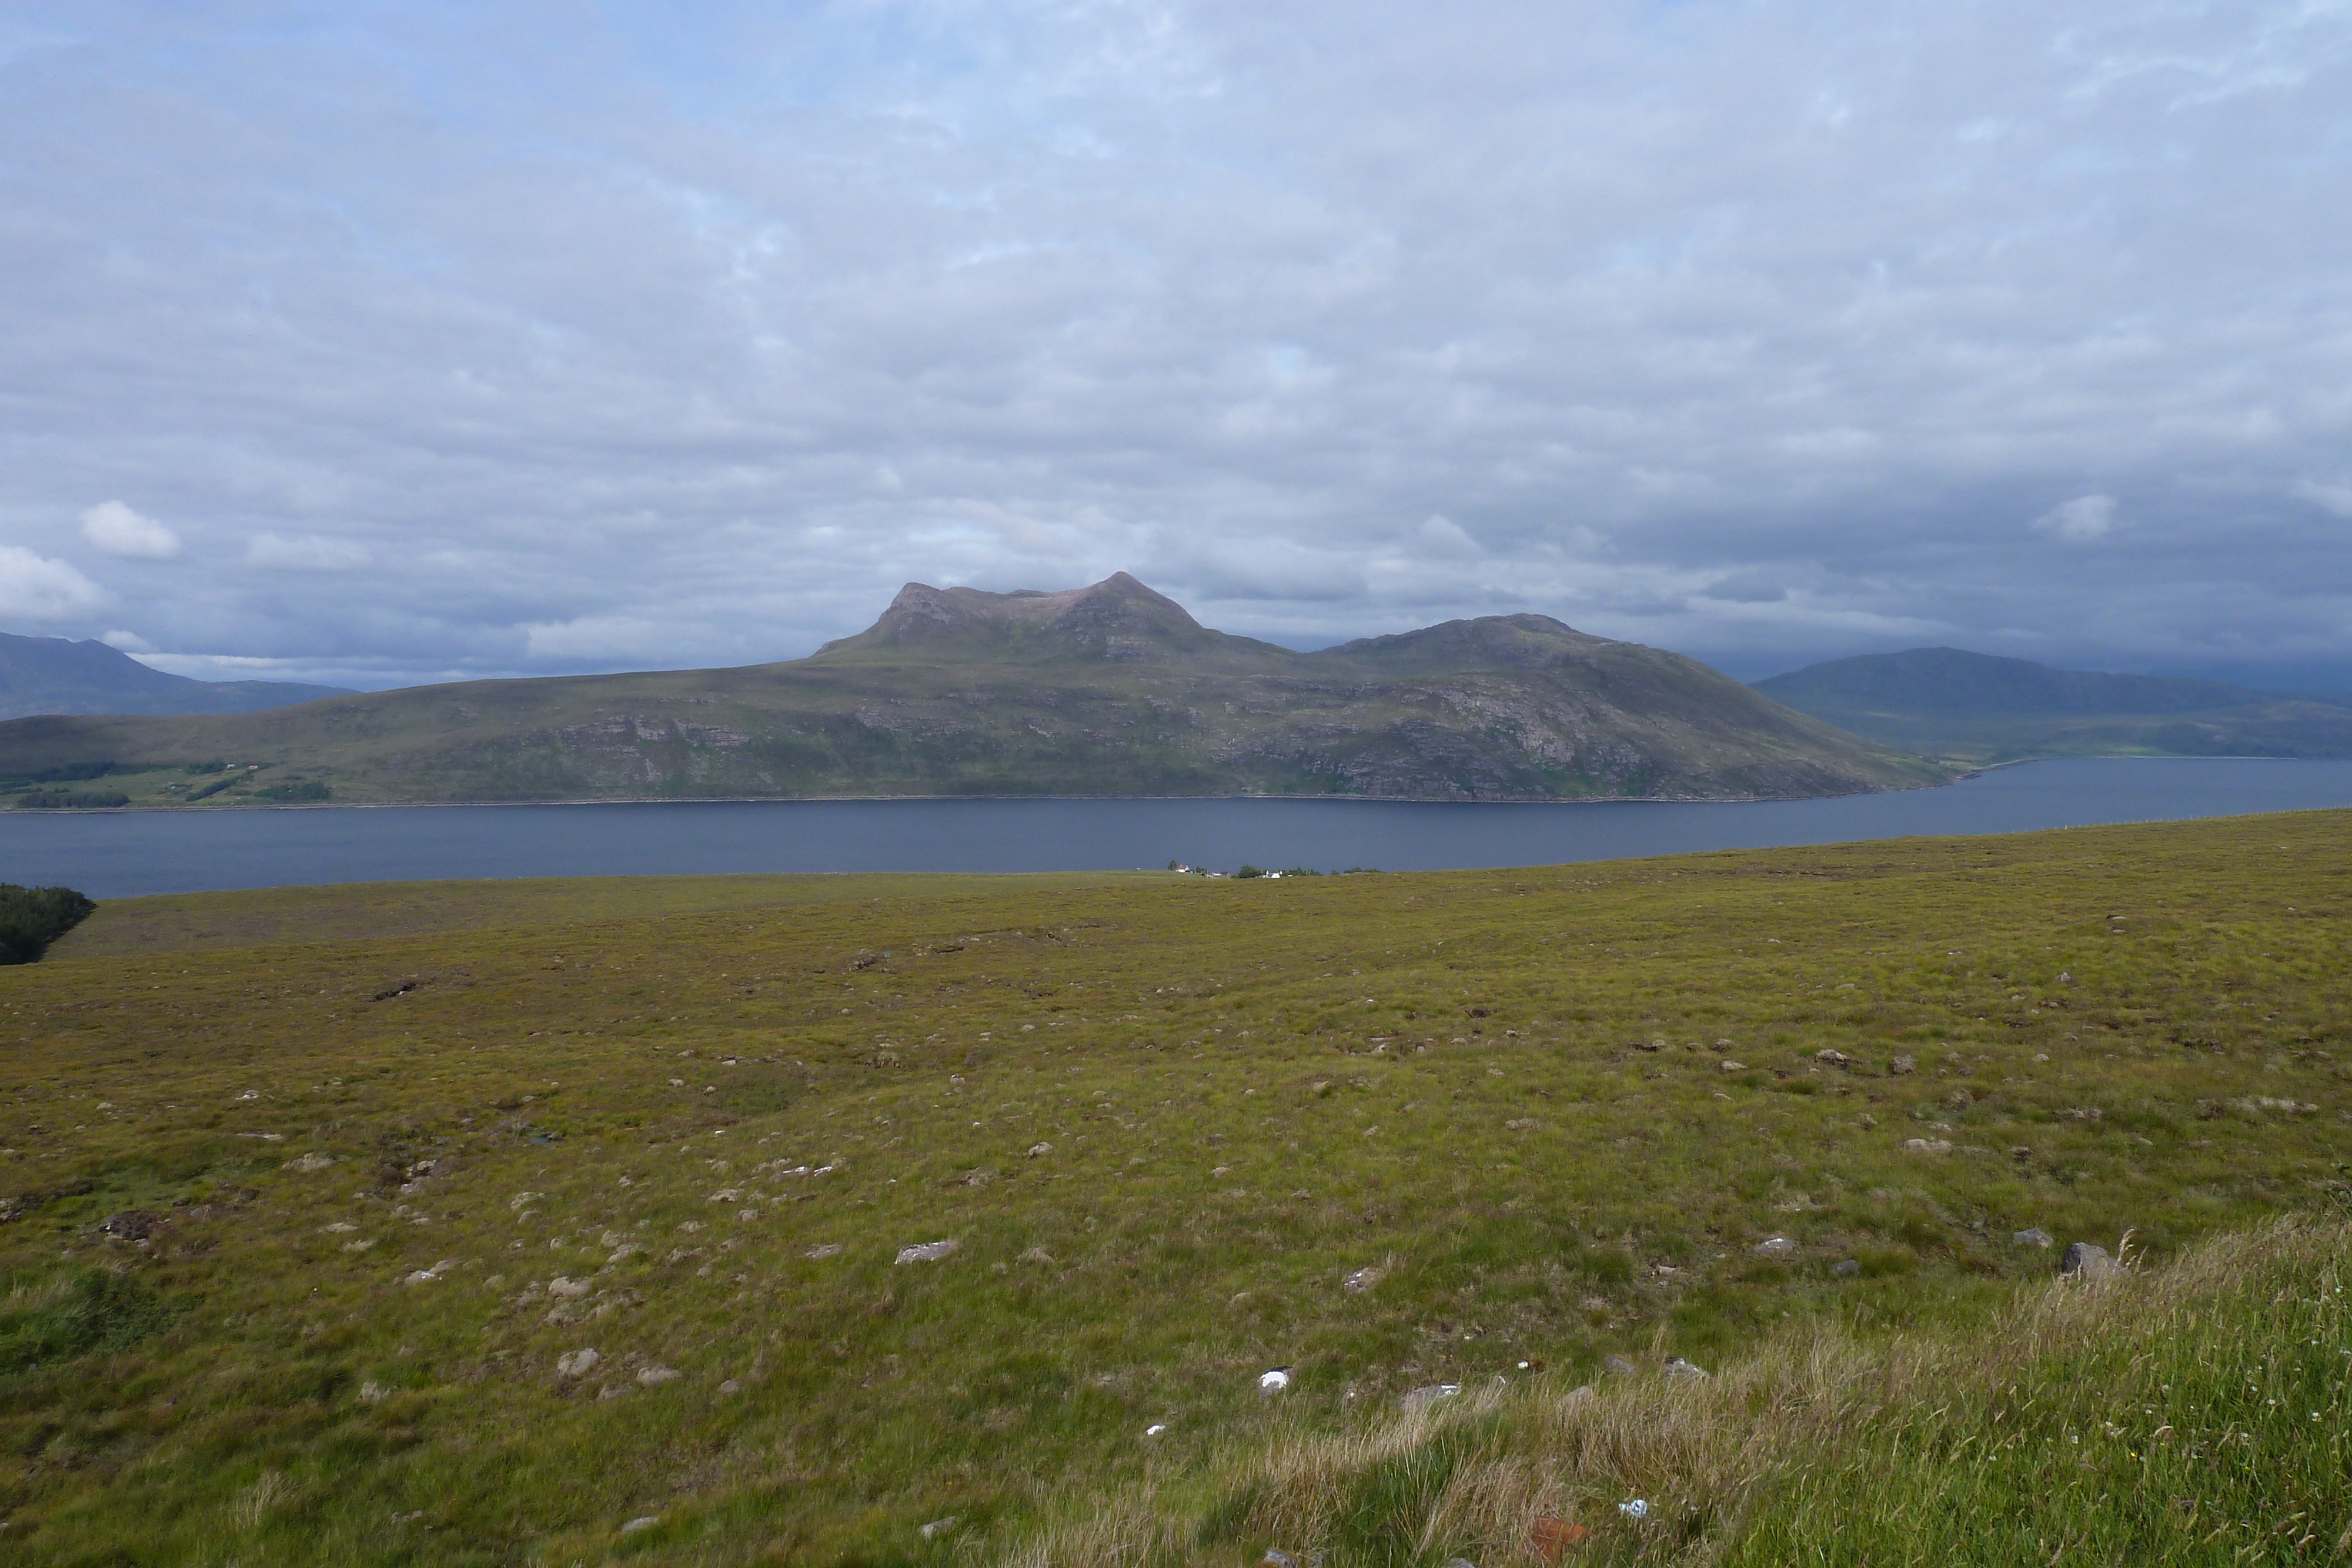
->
xmin=1 ymin=1 xmax=2349 ymax=689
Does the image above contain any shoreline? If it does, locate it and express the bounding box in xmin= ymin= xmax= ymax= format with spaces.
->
xmin=23 ymin=751 xmax=2352 ymax=815
xmin=7 ymin=778 xmax=1977 ymax=814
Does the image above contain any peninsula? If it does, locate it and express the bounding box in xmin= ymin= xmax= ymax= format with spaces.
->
xmin=0 ymin=574 xmax=1950 ymax=807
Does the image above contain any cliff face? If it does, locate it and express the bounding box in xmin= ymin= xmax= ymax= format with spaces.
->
xmin=0 ymin=577 xmax=1955 ymax=805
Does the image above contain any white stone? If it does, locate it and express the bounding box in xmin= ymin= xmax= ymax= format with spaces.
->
xmin=894 ymin=1239 xmax=959 ymax=1265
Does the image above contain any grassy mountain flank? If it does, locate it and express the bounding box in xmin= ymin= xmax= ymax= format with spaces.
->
xmin=0 ymin=630 xmax=349 ymax=721
xmin=3 ymin=808 xmax=2348 ymax=1564
xmin=0 ymin=576 xmax=1946 ymax=806
xmin=1755 ymin=646 xmax=2352 ymax=763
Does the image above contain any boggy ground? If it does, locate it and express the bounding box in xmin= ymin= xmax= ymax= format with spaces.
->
xmin=1 ymin=810 xmax=2348 ymax=1565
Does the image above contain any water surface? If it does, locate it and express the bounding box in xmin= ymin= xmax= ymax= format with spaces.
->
xmin=4 ymin=757 xmax=2350 ymax=899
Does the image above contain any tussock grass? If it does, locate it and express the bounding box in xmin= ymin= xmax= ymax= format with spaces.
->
xmin=1015 ymin=1218 xmax=2352 ymax=1566
xmin=0 ymin=810 xmax=2347 ymax=1564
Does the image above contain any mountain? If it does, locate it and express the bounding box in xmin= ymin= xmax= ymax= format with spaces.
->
xmin=0 ymin=574 xmax=1952 ymax=807
xmin=0 ymin=631 xmax=351 ymax=720
xmin=1753 ymin=647 xmax=2352 ymax=761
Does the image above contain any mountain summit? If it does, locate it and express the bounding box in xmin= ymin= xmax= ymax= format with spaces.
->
xmin=819 ymin=573 xmax=1265 ymax=664
xmin=0 ymin=576 xmax=1951 ymax=807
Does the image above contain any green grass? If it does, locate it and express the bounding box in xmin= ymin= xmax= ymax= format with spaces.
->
xmin=1 ymin=810 xmax=2347 ymax=1564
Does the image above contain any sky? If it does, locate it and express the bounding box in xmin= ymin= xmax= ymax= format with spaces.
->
xmin=2 ymin=1 xmax=2350 ymax=693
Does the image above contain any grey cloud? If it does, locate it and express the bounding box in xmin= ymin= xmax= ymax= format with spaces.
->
xmin=0 ymin=1 xmax=2348 ymax=688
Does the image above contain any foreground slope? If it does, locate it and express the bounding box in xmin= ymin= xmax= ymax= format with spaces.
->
xmin=0 ymin=630 xmax=350 ymax=720
xmin=1756 ymin=646 xmax=2352 ymax=761
xmin=0 ymin=575 xmax=1944 ymax=805
xmin=2 ymin=810 xmax=2347 ymax=1564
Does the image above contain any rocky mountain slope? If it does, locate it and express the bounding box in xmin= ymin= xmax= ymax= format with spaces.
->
xmin=1754 ymin=647 xmax=2352 ymax=762
xmin=0 ymin=574 xmax=1950 ymax=805
xmin=0 ymin=631 xmax=350 ymax=720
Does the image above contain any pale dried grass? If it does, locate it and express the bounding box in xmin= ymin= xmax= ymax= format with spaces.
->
xmin=1000 ymin=1218 xmax=2344 ymax=1568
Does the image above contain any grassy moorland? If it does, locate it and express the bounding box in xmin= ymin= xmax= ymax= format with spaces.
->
xmin=2 ymin=810 xmax=2348 ymax=1565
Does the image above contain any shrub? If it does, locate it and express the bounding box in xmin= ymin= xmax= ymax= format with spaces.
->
xmin=255 ymin=780 xmax=330 ymax=802
xmin=0 ymin=882 xmax=96 ymax=964
xmin=14 ymin=789 xmax=131 ymax=809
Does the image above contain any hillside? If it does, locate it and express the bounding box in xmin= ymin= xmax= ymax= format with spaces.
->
xmin=3 ymin=810 xmax=2348 ymax=1564
xmin=1755 ymin=646 xmax=2352 ymax=762
xmin=0 ymin=631 xmax=349 ymax=720
xmin=0 ymin=575 xmax=1949 ymax=807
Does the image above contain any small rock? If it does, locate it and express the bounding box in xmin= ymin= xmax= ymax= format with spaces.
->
xmin=100 ymin=1211 xmax=158 ymax=1240
xmin=1027 ymin=1142 xmax=1053 ymax=1156
xmin=285 ymin=1153 xmax=336 ymax=1173
xmin=718 ymin=1378 xmax=743 ymax=1395
xmin=400 ymin=1269 xmax=440 ymax=1285
xmin=1718 ymin=1059 xmax=1747 ymax=1073
xmin=1662 ymin=1357 xmax=1708 ymax=1381
xmin=2060 ymin=1242 xmax=2119 ymax=1279
xmin=637 ymin=1366 xmax=681 ymax=1386
xmin=1832 ymin=1259 xmax=1861 ymax=1277
xmin=1343 ymin=1265 xmax=1384 ymax=1293
xmin=1398 ymin=1382 xmax=1461 ymax=1411
xmin=1017 ymin=1246 xmax=1055 ymax=1265
xmin=1144 ymin=1422 xmax=1167 ymax=1436
xmin=1441 ymin=1558 xmax=1477 ymax=1568
xmin=1753 ymin=1236 xmax=1796 ymax=1258
xmin=1814 ymin=1048 xmax=1850 ymax=1066
xmin=1561 ymin=1384 xmax=1594 ymax=1405
xmin=547 ymin=1276 xmax=593 ymax=1299
xmin=894 ymin=1239 xmax=959 ymax=1265
xmin=620 ymin=1516 xmax=660 ymax=1535
xmin=1890 ymin=1054 xmax=1916 ymax=1075
xmin=2012 ymin=1228 xmax=2054 ymax=1249
xmin=556 ymin=1348 xmax=601 ymax=1378
xmin=355 ymin=1380 xmax=389 ymax=1404
xmin=918 ymin=1516 xmax=958 ymax=1541
xmin=1258 ymin=1551 xmax=1298 ymax=1568
xmin=1601 ymin=1354 xmax=1638 ymax=1378
xmin=1900 ymin=1138 xmax=1952 ymax=1155
xmin=1258 ymin=1367 xmax=1292 ymax=1393
xmin=804 ymin=1243 xmax=843 ymax=1260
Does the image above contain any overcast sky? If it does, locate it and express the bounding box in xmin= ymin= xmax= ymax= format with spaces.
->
xmin=3 ymin=1 xmax=2350 ymax=691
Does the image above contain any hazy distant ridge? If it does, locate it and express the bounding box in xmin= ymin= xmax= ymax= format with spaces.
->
xmin=1755 ymin=647 xmax=2352 ymax=761
xmin=0 ymin=631 xmax=350 ymax=721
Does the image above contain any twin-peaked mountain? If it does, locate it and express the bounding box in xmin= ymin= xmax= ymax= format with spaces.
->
xmin=0 ymin=574 xmax=1949 ymax=806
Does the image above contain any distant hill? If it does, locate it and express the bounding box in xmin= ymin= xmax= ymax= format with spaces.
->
xmin=0 ymin=574 xmax=1951 ymax=807
xmin=0 ymin=632 xmax=350 ymax=721
xmin=1753 ymin=647 xmax=2352 ymax=761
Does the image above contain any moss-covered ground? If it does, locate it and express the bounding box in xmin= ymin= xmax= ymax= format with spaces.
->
xmin=1 ymin=810 xmax=2347 ymax=1564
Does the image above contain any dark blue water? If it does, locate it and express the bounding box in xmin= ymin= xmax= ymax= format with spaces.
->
xmin=3 ymin=758 xmax=2350 ymax=899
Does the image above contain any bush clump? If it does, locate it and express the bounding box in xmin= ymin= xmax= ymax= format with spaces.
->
xmin=0 ymin=882 xmax=96 ymax=964
xmin=14 ymin=789 xmax=131 ymax=809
